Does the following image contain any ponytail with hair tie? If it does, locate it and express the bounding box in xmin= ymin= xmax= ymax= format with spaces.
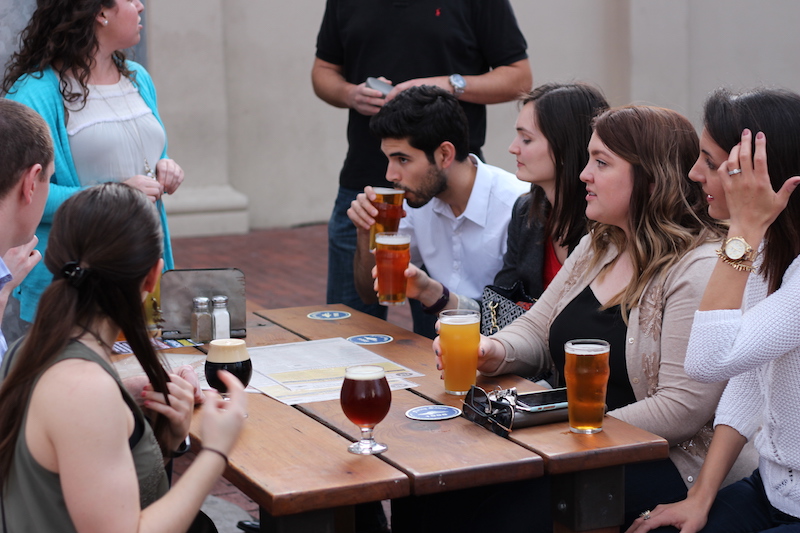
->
xmin=60 ymin=261 xmax=89 ymax=288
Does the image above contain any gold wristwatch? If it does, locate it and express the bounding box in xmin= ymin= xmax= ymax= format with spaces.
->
xmin=716 ymin=236 xmax=757 ymax=272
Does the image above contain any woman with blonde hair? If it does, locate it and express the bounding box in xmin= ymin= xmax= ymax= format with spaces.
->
xmin=443 ymin=105 xmax=756 ymax=528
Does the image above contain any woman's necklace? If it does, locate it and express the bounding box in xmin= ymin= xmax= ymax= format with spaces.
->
xmin=95 ymin=79 xmax=155 ymax=179
xmin=79 ymin=327 xmax=115 ymax=358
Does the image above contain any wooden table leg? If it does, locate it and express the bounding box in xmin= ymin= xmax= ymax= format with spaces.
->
xmin=259 ymin=506 xmax=353 ymax=533
xmin=551 ymin=465 xmax=625 ymax=532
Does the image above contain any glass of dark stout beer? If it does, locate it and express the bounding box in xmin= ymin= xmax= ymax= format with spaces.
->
xmin=205 ymin=339 xmax=252 ymax=396
xmin=340 ymin=365 xmax=391 ymax=454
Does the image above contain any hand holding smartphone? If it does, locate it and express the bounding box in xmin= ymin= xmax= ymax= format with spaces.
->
xmin=366 ymin=77 xmax=393 ymax=97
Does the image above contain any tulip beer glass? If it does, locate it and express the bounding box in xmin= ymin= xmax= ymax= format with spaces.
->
xmin=340 ymin=365 xmax=392 ymax=455
xmin=375 ymin=232 xmax=411 ymax=306
xmin=564 ymin=339 xmax=610 ymax=433
xmin=438 ymin=309 xmax=480 ymax=395
xmin=205 ymin=338 xmax=252 ymax=395
xmin=369 ymin=188 xmax=405 ymax=250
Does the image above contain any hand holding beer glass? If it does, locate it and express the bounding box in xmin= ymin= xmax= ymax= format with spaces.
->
xmin=368 ymin=188 xmax=405 ymax=250
xmin=205 ymin=339 xmax=253 ymax=397
xmin=438 ymin=309 xmax=480 ymax=395
xmin=375 ymin=232 xmax=411 ymax=306
xmin=340 ymin=365 xmax=392 ymax=455
xmin=563 ymin=339 xmax=610 ymax=434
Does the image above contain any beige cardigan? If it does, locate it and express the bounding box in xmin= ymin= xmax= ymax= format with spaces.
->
xmin=486 ymin=235 xmax=756 ymax=488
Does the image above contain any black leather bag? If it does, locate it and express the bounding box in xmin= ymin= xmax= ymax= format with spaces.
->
xmin=480 ymin=281 xmax=535 ymax=336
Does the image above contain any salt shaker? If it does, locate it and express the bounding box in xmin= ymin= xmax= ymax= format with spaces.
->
xmin=212 ymin=295 xmax=231 ymax=340
xmin=190 ymin=296 xmax=212 ymax=343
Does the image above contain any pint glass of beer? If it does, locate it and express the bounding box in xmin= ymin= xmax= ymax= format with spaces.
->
xmin=564 ymin=339 xmax=610 ymax=434
xmin=375 ymin=232 xmax=411 ymax=306
xmin=340 ymin=365 xmax=392 ymax=455
xmin=205 ymin=338 xmax=253 ymax=395
xmin=369 ymin=188 xmax=405 ymax=250
xmin=438 ymin=309 xmax=480 ymax=395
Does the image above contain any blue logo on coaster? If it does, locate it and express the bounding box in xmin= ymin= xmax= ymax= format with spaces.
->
xmin=405 ymin=405 xmax=462 ymax=421
xmin=347 ymin=334 xmax=393 ymax=345
xmin=307 ymin=311 xmax=352 ymax=320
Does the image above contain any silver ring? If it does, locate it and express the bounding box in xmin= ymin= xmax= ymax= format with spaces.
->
xmin=728 ymin=168 xmax=743 ymax=176
xmin=640 ymin=510 xmax=652 ymax=521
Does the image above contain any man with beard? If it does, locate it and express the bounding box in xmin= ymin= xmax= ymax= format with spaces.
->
xmin=348 ymin=86 xmax=528 ymax=337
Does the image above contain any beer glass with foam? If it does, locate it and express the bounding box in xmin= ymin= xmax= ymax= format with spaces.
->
xmin=438 ymin=309 xmax=480 ymax=395
xmin=340 ymin=365 xmax=392 ymax=454
xmin=375 ymin=232 xmax=411 ymax=306
xmin=205 ymin=338 xmax=252 ymax=395
xmin=369 ymin=188 xmax=405 ymax=250
xmin=564 ymin=339 xmax=610 ymax=433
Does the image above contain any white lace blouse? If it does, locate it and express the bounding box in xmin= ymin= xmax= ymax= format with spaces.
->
xmin=64 ymin=75 xmax=165 ymax=186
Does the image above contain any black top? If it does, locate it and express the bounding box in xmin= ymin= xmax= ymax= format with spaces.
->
xmin=315 ymin=0 xmax=529 ymax=190
xmin=493 ymin=193 xmax=547 ymax=300
xmin=548 ymin=285 xmax=636 ymax=411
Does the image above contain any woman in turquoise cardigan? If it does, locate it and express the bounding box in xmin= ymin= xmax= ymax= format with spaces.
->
xmin=2 ymin=0 xmax=182 ymax=328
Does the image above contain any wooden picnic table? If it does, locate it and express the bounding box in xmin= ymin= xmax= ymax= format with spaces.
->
xmin=180 ymin=305 xmax=668 ymax=532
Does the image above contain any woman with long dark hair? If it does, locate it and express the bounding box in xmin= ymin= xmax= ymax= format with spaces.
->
xmin=0 ymin=183 xmax=245 ymax=532
xmin=2 ymin=0 xmax=183 ymax=336
xmin=627 ymin=89 xmax=800 ymax=533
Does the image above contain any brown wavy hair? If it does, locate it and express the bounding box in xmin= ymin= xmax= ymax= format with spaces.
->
xmin=0 ymin=183 xmax=170 ymax=482
xmin=2 ymin=0 xmax=133 ymax=106
xmin=588 ymin=105 xmax=726 ymax=320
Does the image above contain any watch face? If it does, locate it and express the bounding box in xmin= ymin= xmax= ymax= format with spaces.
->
xmin=450 ymin=74 xmax=466 ymax=91
xmin=725 ymin=238 xmax=747 ymax=260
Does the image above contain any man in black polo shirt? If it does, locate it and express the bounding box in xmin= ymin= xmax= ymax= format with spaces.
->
xmin=312 ymin=0 xmax=532 ymax=326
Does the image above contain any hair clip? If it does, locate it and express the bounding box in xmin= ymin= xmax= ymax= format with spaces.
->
xmin=61 ymin=261 xmax=88 ymax=288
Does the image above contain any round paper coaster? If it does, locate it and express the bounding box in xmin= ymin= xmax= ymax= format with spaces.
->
xmin=405 ymin=405 xmax=462 ymax=421
xmin=347 ymin=334 xmax=393 ymax=345
xmin=307 ymin=311 xmax=352 ymax=320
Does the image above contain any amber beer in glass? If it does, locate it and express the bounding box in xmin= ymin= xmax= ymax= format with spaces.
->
xmin=340 ymin=365 xmax=391 ymax=454
xmin=375 ymin=232 xmax=411 ymax=306
xmin=439 ymin=309 xmax=480 ymax=395
xmin=205 ymin=338 xmax=252 ymax=394
xmin=564 ymin=339 xmax=610 ymax=434
xmin=369 ymin=188 xmax=405 ymax=250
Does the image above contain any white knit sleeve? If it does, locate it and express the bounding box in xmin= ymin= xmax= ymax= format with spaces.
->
xmin=685 ymin=260 xmax=800 ymax=383
xmin=713 ymin=372 xmax=763 ymax=441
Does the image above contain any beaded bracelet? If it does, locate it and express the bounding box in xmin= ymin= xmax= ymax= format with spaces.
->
xmin=202 ymin=447 xmax=229 ymax=465
xmin=421 ymin=285 xmax=450 ymax=315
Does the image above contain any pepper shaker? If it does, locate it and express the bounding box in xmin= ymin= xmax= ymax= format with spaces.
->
xmin=190 ymin=296 xmax=213 ymax=343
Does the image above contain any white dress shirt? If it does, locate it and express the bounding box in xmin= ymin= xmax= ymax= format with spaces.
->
xmin=399 ymin=155 xmax=528 ymax=300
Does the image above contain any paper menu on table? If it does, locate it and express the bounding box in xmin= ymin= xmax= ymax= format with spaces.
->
xmin=112 ymin=337 xmax=422 ymax=405
xmin=249 ymin=337 xmax=421 ymax=405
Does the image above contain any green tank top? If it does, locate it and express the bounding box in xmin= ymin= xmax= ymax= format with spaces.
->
xmin=1 ymin=341 xmax=169 ymax=532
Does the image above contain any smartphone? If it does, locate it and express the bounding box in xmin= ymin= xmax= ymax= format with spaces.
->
xmin=515 ymin=387 xmax=568 ymax=413
xmin=366 ymin=77 xmax=393 ymax=97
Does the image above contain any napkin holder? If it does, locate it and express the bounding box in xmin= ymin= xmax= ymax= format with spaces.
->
xmin=159 ymin=268 xmax=246 ymax=339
